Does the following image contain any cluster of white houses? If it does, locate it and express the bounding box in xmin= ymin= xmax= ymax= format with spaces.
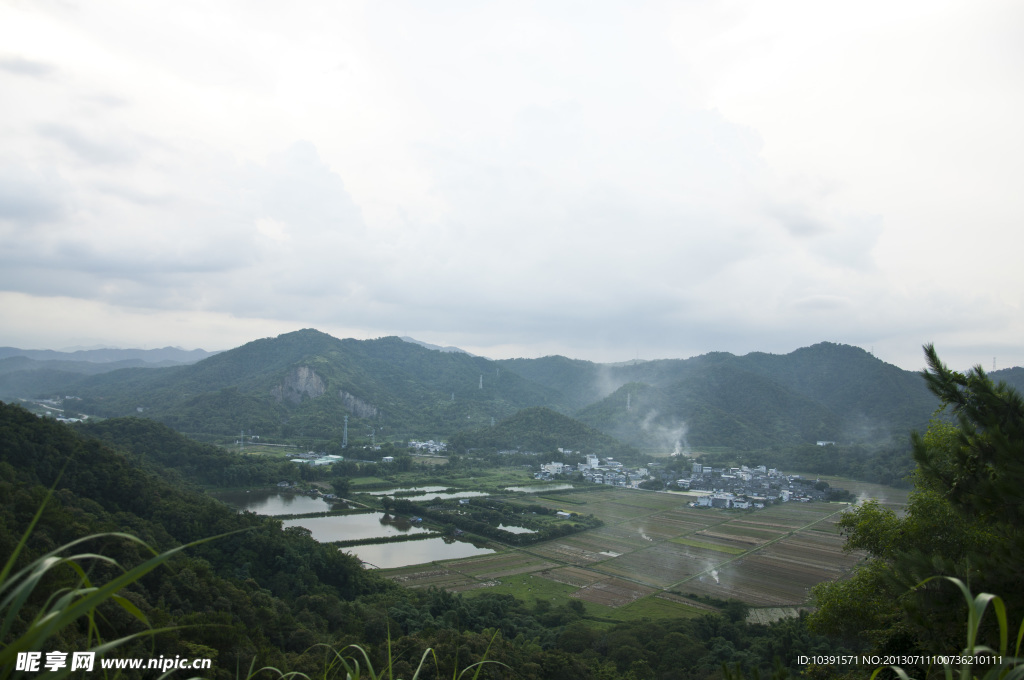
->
xmin=408 ymin=439 xmax=447 ymax=454
xmin=681 ymin=463 xmax=834 ymax=505
xmin=536 ymin=454 xmax=648 ymax=487
xmin=536 ymin=455 xmax=837 ymax=507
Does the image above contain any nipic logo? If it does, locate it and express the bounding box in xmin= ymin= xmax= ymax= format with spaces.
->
xmin=15 ymin=651 xmax=95 ymax=672
xmin=14 ymin=651 xmax=212 ymax=673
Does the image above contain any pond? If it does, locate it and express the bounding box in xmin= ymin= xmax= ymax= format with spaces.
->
xmin=280 ymin=512 xmax=494 ymax=568
xmin=212 ymin=490 xmax=332 ymax=515
xmin=364 ymin=486 xmax=450 ymax=496
xmin=364 ymin=487 xmax=490 ymax=501
xmin=281 ymin=512 xmax=432 ymax=543
xmin=496 ymin=524 xmax=536 ymax=534
xmin=345 ymin=537 xmax=494 ymax=569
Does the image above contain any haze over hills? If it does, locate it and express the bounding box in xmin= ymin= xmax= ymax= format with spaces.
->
xmin=0 ymin=346 xmax=222 ymax=404
xmin=0 ymin=345 xmax=219 ymax=364
xmin=0 ymin=329 xmax=944 ymax=451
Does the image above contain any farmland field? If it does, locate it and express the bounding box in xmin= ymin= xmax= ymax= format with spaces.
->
xmin=382 ymin=483 xmax=894 ymax=621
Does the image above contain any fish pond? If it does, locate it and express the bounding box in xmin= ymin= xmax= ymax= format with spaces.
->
xmin=345 ymin=538 xmax=494 ymax=570
xmin=213 ymin=491 xmax=494 ymax=568
xmin=212 ymin=489 xmax=332 ymax=515
xmin=281 ymin=512 xmax=432 ymax=542
xmin=363 ymin=486 xmax=490 ymax=501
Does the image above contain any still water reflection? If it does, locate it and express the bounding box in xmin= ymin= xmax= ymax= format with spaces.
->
xmin=281 ymin=512 xmax=431 ymax=542
xmin=213 ymin=491 xmax=495 ymax=569
xmin=213 ymin=490 xmax=331 ymax=515
xmin=496 ymin=524 xmax=536 ymax=534
xmin=503 ymin=484 xmax=574 ymax=493
xmin=364 ymin=487 xmax=489 ymax=501
xmin=345 ymin=538 xmax=494 ymax=569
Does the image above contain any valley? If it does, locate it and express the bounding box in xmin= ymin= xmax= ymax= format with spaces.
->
xmin=2 ymin=332 xmax=1013 ymax=680
xmin=209 ymin=464 xmax=908 ymax=624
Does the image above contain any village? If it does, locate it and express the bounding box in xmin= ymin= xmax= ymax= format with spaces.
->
xmin=535 ymin=453 xmax=847 ymax=508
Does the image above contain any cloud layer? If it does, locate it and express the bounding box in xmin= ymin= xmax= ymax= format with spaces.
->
xmin=1 ymin=1 xmax=1022 ymax=371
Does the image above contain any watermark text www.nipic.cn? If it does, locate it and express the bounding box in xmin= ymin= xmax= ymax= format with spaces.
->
xmin=15 ymin=651 xmax=214 ymax=673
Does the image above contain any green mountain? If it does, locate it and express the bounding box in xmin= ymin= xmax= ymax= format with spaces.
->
xmin=992 ymin=366 xmax=1024 ymax=395
xmin=504 ymin=342 xmax=938 ymax=450
xmin=574 ymin=366 xmax=843 ymax=451
xmin=449 ymin=406 xmax=639 ymax=458
xmin=39 ymin=330 xmax=565 ymax=442
xmin=3 ymin=331 xmax=941 ymax=450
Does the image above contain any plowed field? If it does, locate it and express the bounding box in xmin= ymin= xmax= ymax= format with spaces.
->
xmin=383 ymin=483 xmax=895 ymax=619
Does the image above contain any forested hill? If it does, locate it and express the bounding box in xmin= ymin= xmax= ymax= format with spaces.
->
xmin=0 ymin=400 xmax=390 ymax=673
xmin=500 ymin=342 xmax=938 ymax=449
xmin=28 ymin=329 xmax=565 ymax=443
xmin=5 ymin=330 xmax=939 ymax=450
xmin=449 ymin=406 xmax=639 ymax=458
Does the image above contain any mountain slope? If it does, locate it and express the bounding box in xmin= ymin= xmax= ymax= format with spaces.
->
xmin=0 ymin=400 xmax=386 ymax=670
xmin=508 ymin=342 xmax=938 ymax=450
xmin=5 ymin=331 xmax=942 ymax=450
xmin=59 ymin=330 xmax=566 ymax=441
xmin=449 ymin=406 xmax=638 ymax=458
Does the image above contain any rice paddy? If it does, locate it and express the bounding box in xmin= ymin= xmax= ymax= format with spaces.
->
xmin=381 ymin=481 xmax=897 ymax=621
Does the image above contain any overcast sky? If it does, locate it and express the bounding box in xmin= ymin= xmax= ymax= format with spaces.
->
xmin=2 ymin=1 xmax=1022 ymax=372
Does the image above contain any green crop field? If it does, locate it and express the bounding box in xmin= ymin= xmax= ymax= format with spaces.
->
xmin=382 ymin=477 xmax=899 ymax=622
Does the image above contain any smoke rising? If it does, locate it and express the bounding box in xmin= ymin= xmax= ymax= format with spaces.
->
xmin=639 ymin=409 xmax=691 ymax=454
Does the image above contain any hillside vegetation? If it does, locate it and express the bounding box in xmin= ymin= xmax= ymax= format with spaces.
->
xmin=4 ymin=331 xmax=938 ymax=453
xmin=449 ymin=406 xmax=639 ymax=458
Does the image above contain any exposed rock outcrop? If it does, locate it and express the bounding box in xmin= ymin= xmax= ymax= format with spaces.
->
xmin=340 ymin=390 xmax=379 ymax=419
xmin=271 ymin=366 xmax=326 ymax=404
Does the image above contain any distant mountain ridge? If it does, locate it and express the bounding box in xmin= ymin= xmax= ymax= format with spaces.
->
xmin=0 ymin=346 xmax=221 ymax=400
xmin=399 ymin=336 xmax=475 ymax=356
xmin=0 ymin=330 xmax=945 ymax=451
xmin=0 ymin=346 xmax=218 ymax=363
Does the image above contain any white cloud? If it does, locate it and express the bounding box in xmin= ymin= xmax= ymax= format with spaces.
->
xmin=0 ymin=0 xmax=1021 ymax=373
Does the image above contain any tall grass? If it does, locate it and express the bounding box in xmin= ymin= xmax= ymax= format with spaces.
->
xmin=869 ymin=577 xmax=1024 ymax=680
xmin=240 ymin=634 xmax=506 ymax=680
xmin=0 ymin=488 xmax=207 ymax=679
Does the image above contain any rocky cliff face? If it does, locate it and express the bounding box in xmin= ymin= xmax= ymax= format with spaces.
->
xmin=271 ymin=366 xmax=326 ymax=404
xmin=340 ymin=390 xmax=379 ymax=419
